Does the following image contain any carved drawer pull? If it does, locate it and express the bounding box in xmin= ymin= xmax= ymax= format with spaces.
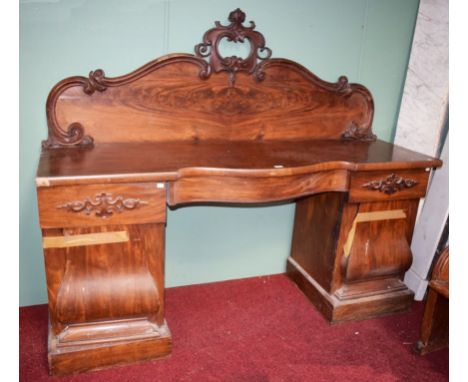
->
xmin=362 ymin=173 xmax=417 ymax=195
xmin=57 ymin=192 xmax=149 ymax=218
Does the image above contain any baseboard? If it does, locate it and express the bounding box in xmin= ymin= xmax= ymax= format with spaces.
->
xmin=404 ymin=268 xmax=429 ymax=300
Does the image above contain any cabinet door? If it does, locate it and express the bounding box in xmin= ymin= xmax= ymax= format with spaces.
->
xmin=43 ymin=223 xmax=166 ymax=341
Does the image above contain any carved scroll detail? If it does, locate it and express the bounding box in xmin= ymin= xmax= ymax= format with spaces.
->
xmin=43 ymin=70 xmax=109 ymax=149
xmin=83 ymin=69 xmax=108 ymax=95
xmin=57 ymin=193 xmax=148 ymax=218
xmin=43 ymin=56 xmax=210 ymax=148
xmin=195 ymin=8 xmax=272 ymax=85
xmin=341 ymin=121 xmax=376 ymax=142
xmin=42 ymin=122 xmax=95 ymax=149
xmin=362 ymin=174 xmax=418 ymax=195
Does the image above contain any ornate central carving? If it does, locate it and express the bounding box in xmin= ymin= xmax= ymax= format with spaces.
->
xmin=57 ymin=193 xmax=148 ymax=218
xmin=195 ymin=8 xmax=272 ymax=85
xmin=362 ymin=174 xmax=418 ymax=195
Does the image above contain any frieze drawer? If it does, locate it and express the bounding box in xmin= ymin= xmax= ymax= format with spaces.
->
xmin=349 ymin=170 xmax=430 ymax=203
xmin=37 ymin=183 xmax=167 ymax=228
xmin=168 ymin=169 xmax=349 ymax=206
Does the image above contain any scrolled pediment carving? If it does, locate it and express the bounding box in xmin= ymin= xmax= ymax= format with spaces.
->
xmin=42 ymin=9 xmax=375 ymax=148
xmin=42 ymin=70 xmax=109 ymax=148
xmin=195 ymin=8 xmax=272 ymax=86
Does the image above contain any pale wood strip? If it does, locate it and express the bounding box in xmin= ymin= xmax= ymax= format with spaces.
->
xmin=43 ymin=231 xmax=129 ymax=249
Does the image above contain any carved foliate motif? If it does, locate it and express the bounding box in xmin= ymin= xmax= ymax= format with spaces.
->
xmin=57 ymin=193 xmax=148 ymax=218
xmin=362 ymin=174 xmax=418 ymax=195
xmin=195 ymin=8 xmax=272 ymax=85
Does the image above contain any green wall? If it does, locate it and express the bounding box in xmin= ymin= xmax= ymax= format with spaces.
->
xmin=19 ymin=0 xmax=419 ymax=306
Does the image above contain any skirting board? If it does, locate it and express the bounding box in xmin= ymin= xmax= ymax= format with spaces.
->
xmin=404 ymin=268 xmax=430 ymax=301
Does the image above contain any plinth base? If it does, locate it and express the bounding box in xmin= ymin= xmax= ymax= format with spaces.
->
xmin=287 ymin=257 xmax=414 ymax=323
xmin=48 ymin=318 xmax=172 ymax=375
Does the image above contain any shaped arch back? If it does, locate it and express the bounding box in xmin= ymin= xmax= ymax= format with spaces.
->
xmin=43 ymin=9 xmax=375 ymax=148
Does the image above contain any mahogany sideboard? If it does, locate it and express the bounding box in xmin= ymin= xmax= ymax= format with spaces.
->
xmin=35 ymin=9 xmax=442 ymax=375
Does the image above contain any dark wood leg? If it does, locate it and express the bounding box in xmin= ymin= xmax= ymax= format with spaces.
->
xmin=288 ymin=193 xmax=418 ymax=323
xmin=43 ymin=223 xmax=171 ymax=375
xmin=416 ymin=288 xmax=449 ymax=355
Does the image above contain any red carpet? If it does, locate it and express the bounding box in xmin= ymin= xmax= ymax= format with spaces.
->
xmin=20 ymin=274 xmax=448 ymax=381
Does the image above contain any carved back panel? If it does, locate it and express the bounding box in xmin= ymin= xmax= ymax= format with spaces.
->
xmin=44 ymin=9 xmax=375 ymax=148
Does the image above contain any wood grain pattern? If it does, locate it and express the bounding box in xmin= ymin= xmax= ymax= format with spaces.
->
xmin=288 ymin=198 xmax=419 ymax=323
xmin=49 ymin=321 xmax=171 ymax=375
xmin=36 ymin=140 xmax=442 ymax=187
xmin=341 ymin=209 xmax=407 ymax=258
xmin=43 ymin=224 xmax=166 ymax=328
xmin=286 ymin=257 xmax=414 ymax=323
xmin=289 ymin=193 xmax=345 ymax=292
xmin=343 ymin=211 xmax=412 ymax=282
xmin=168 ymin=169 xmax=348 ymax=206
xmin=340 ymin=199 xmax=419 ymax=284
xmin=37 ymin=183 xmax=166 ymax=228
xmin=44 ymin=223 xmax=169 ymax=374
xmin=44 ymin=57 xmax=374 ymax=147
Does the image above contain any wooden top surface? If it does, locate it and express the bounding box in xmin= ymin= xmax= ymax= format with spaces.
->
xmin=36 ymin=139 xmax=442 ymax=187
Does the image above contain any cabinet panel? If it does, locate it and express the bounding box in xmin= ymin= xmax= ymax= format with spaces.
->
xmin=42 ymin=223 xmax=171 ymax=374
xmin=43 ymin=224 xmax=166 ymax=328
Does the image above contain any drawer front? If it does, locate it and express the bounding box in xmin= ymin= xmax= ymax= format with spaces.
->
xmin=37 ymin=183 xmax=166 ymax=228
xmin=349 ymin=170 xmax=430 ymax=203
xmin=168 ymin=170 xmax=349 ymax=206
